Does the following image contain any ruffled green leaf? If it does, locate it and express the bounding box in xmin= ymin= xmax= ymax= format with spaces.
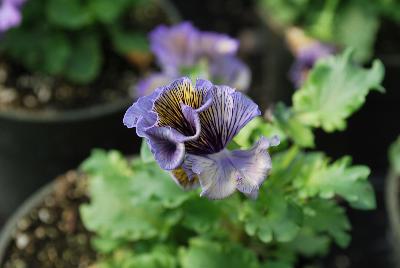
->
xmin=240 ymin=189 xmax=303 ymax=243
xmin=80 ymin=150 xmax=183 ymax=242
xmin=293 ymin=49 xmax=384 ymax=132
xmin=179 ymin=238 xmax=260 ymax=268
xmin=95 ymin=246 xmax=178 ymax=268
xmin=292 ymin=153 xmax=376 ymax=209
xmin=273 ymin=102 xmax=314 ymax=148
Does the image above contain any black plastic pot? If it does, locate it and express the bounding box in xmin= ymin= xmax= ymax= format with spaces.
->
xmin=0 ymin=99 xmax=141 ymax=218
xmin=386 ymin=171 xmax=400 ymax=267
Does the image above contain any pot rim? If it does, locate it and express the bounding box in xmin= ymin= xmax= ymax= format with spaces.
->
xmin=0 ymin=98 xmax=132 ymax=123
xmin=0 ymin=180 xmax=56 ymax=263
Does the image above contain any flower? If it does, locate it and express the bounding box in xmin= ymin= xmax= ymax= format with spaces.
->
xmin=134 ymin=22 xmax=250 ymax=97
xmin=0 ymin=0 xmax=25 ymax=33
xmin=124 ymin=77 xmax=279 ymax=199
xmin=289 ymin=42 xmax=335 ymax=87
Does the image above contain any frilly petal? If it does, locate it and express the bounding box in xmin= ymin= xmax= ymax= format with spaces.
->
xmin=186 ymin=136 xmax=280 ymax=199
xmin=145 ymin=127 xmax=186 ymax=170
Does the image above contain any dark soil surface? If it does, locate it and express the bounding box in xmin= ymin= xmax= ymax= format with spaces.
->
xmin=1 ymin=171 xmax=97 ymax=268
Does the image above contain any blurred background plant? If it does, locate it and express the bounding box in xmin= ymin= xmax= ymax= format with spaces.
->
xmin=1 ymin=0 xmax=152 ymax=84
xmin=78 ymin=49 xmax=385 ymax=267
xmin=135 ymin=22 xmax=250 ymax=97
xmin=258 ymin=0 xmax=400 ymax=63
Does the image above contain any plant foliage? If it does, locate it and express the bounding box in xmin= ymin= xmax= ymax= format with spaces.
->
xmin=80 ymin=51 xmax=383 ymax=267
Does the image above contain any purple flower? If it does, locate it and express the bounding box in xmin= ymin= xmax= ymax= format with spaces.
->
xmin=290 ymin=42 xmax=335 ymax=88
xmin=150 ymin=22 xmax=199 ymax=75
xmin=0 ymin=0 xmax=25 ymax=33
xmin=124 ymin=77 xmax=279 ymax=199
xmin=137 ymin=22 xmax=250 ymax=97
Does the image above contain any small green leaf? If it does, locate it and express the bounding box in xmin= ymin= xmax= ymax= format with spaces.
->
xmin=88 ymin=0 xmax=129 ymax=23
xmin=110 ymin=26 xmax=149 ymax=54
xmin=41 ymin=33 xmax=71 ymax=75
xmin=293 ymin=49 xmax=384 ymax=132
xmin=64 ymin=33 xmax=102 ymax=84
xmin=302 ymin=199 xmax=351 ymax=248
xmin=181 ymin=198 xmax=222 ymax=233
xmin=179 ymin=238 xmax=260 ymax=268
xmin=234 ymin=117 xmax=286 ymax=148
xmin=95 ymin=246 xmax=178 ymax=268
xmin=334 ymin=4 xmax=380 ymax=62
xmin=293 ymin=153 xmax=376 ymax=209
xmin=240 ymin=189 xmax=303 ymax=243
xmin=273 ymin=102 xmax=314 ymax=147
xmin=46 ymin=0 xmax=93 ymax=29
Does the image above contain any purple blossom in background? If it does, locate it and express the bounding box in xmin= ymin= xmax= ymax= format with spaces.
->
xmin=135 ymin=22 xmax=250 ymax=97
xmin=290 ymin=42 xmax=335 ymax=88
xmin=124 ymin=77 xmax=279 ymax=199
xmin=0 ymin=0 xmax=25 ymax=33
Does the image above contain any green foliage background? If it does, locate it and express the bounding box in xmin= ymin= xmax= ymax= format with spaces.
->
xmin=0 ymin=0 xmax=150 ymax=84
xmin=258 ymin=0 xmax=400 ymax=62
xmin=80 ymin=50 xmax=384 ymax=267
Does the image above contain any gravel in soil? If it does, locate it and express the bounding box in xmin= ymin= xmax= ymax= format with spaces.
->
xmin=1 ymin=171 xmax=97 ymax=268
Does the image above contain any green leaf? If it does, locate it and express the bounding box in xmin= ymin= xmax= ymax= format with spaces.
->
xmin=334 ymin=3 xmax=380 ymax=62
xmin=88 ymin=0 xmax=129 ymax=23
xmin=258 ymin=0 xmax=309 ymax=28
xmin=41 ymin=33 xmax=71 ymax=75
xmin=240 ymin=189 xmax=303 ymax=243
xmin=179 ymin=238 xmax=260 ymax=268
xmin=293 ymin=153 xmax=376 ymax=209
xmin=287 ymin=228 xmax=331 ymax=257
xmin=64 ymin=33 xmax=102 ymax=84
xmin=293 ymin=49 xmax=384 ymax=132
xmin=389 ymin=136 xmax=400 ymax=175
xmin=91 ymin=235 xmax=127 ymax=254
xmin=110 ymin=26 xmax=149 ymax=54
xmin=273 ymin=102 xmax=314 ymax=147
xmin=80 ymin=150 xmax=182 ymax=242
xmin=302 ymin=200 xmax=351 ymax=248
xmin=95 ymin=246 xmax=178 ymax=268
xmin=1 ymin=28 xmax=71 ymax=76
xmin=46 ymin=0 xmax=93 ymax=29
xmin=234 ymin=117 xmax=286 ymax=148
xmin=128 ymin=162 xmax=191 ymax=208
xmin=181 ymin=198 xmax=222 ymax=233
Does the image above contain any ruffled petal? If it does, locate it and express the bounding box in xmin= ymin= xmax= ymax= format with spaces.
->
xmin=185 ymin=85 xmax=260 ymax=154
xmin=186 ymin=136 xmax=280 ymax=199
xmin=123 ymin=88 xmax=161 ymax=130
xmin=153 ymin=77 xmax=212 ymax=136
xmin=145 ymin=127 xmax=187 ymax=170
